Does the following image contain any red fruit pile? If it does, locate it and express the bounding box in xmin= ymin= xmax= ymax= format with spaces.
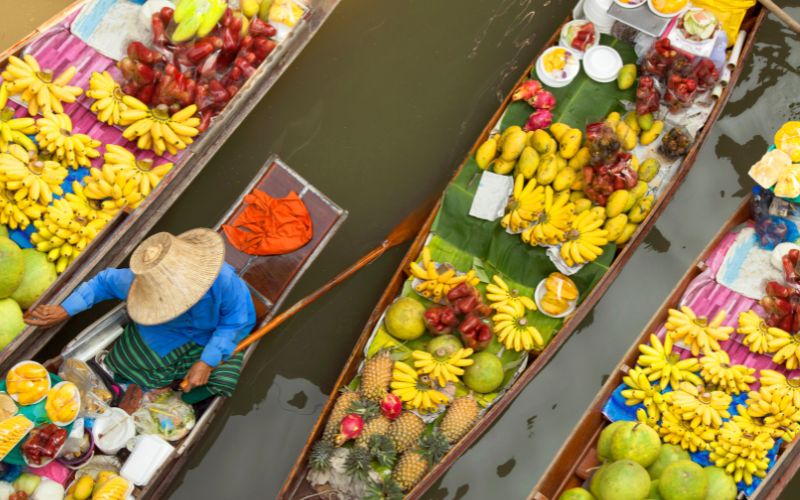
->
xmin=664 ymin=72 xmax=698 ymax=112
xmin=21 ymin=424 xmax=67 ymax=466
xmin=762 ymin=280 xmax=800 ymax=332
xmin=120 ymin=7 xmax=278 ymax=131
xmin=424 ymin=283 xmax=493 ymax=350
xmin=511 ymin=79 xmax=557 ymax=132
xmin=569 ymin=22 xmax=596 ymax=52
xmin=635 ymin=76 xmax=660 ymax=116
xmin=582 ymin=123 xmax=638 ymax=206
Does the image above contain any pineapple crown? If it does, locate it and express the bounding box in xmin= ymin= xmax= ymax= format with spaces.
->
xmin=364 ymin=478 xmax=404 ymax=500
xmin=417 ymin=429 xmax=451 ymax=464
xmin=309 ymin=440 xmax=336 ymax=473
xmin=344 ymin=446 xmax=373 ymax=480
xmin=349 ymin=398 xmax=381 ymax=421
xmin=368 ymin=434 xmax=398 ymax=468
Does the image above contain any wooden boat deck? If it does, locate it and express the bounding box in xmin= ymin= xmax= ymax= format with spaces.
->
xmin=51 ymin=155 xmax=346 ymax=498
xmin=279 ymin=6 xmax=767 ymax=499
xmin=0 ymin=0 xmax=342 ymax=371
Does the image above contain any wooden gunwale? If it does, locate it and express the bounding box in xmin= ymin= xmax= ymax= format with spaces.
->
xmin=278 ymin=5 xmax=766 ymax=499
xmin=0 ymin=0 xmax=342 ymax=371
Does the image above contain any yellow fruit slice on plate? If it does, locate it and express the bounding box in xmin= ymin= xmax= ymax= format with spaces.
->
xmin=774 ymin=164 xmax=800 ymax=198
xmin=749 ymin=149 xmax=792 ymax=188
xmin=776 ymin=121 xmax=800 ymax=162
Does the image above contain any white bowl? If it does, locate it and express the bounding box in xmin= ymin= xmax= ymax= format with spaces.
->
xmin=613 ymin=0 xmax=647 ymax=8
xmin=559 ymin=20 xmax=599 ymax=58
xmin=93 ymin=408 xmax=136 ymax=455
xmin=583 ymin=45 xmax=624 ymax=83
xmin=534 ymin=280 xmax=577 ymax=318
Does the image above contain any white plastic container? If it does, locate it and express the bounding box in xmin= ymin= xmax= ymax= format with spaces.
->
xmin=583 ymin=0 xmax=616 ymax=33
xmin=582 ymin=45 xmax=623 ymax=83
xmin=120 ymin=434 xmax=174 ymax=486
xmin=93 ymin=408 xmax=136 ymax=455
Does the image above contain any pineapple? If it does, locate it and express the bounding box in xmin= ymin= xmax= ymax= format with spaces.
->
xmin=356 ymin=415 xmax=392 ymax=448
xmin=322 ymin=390 xmax=360 ymax=444
xmin=309 ymin=440 xmax=336 ymax=472
xmin=389 ymin=411 xmax=426 ymax=453
xmin=364 ymin=478 xmax=404 ymax=500
xmin=391 ymin=430 xmax=450 ymax=491
xmin=344 ymin=445 xmax=372 ymax=480
xmin=440 ymin=396 xmax=480 ymax=443
xmin=367 ymin=434 xmax=398 ymax=468
xmin=361 ymin=351 xmax=394 ymax=402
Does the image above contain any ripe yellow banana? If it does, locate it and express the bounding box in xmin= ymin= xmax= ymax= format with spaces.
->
xmin=621 ymin=366 xmax=667 ymax=421
xmin=666 ymin=306 xmax=733 ymax=356
xmin=1 ymin=55 xmax=82 ymax=116
xmin=767 ymin=328 xmax=800 ymax=370
xmin=560 ymin=209 xmax=608 ymax=266
xmin=668 ymin=381 xmax=731 ymax=429
xmin=699 ymin=350 xmax=755 ymax=395
xmin=737 ymin=310 xmax=784 ymax=355
xmin=492 ymin=301 xmax=544 ymax=352
xmin=86 ymin=71 xmax=129 ymax=126
xmin=709 ymin=420 xmax=773 ymax=485
xmin=485 ymin=274 xmax=536 ymax=311
xmin=636 ymin=333 xmax=702 ymax=390
xmin=407 ymin=246 xmax=479 ymax=300
xmin=390 ymin=361 xmax=449 ymax=413
xmin=411 ymin=348 xmax=474 ymax=386
xmin=119 ymin=99 xmax=200 ymax=156
xmin=520 ymin=186 xmax=574 ymax=246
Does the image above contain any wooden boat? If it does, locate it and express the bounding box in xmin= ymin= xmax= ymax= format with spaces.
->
xmin=529 ymin=194 xmax=800 ymax=500
xmin=41 ymin=155 xmax=347 ymax=498
xmin=279 ymin=5 xmax=767 ymax=499
xmin=0 ymin=0 xmax=341 ymax=370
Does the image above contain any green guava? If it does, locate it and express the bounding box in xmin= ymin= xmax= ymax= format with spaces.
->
xmin=463 ymin=352 xmax=504 ymax=393
xmin=558 ymin=487 xmax=595 ymax=500
xmin=11 ymin=249 xmax=56 ymax=309
xmin=0 ymin=298 xmax=25 ymax=350
xmin=0 ymin=238 xmax=24 ymax=298
xmin=703 ymin=466 xmax=737 ymax=500
xmin=647 ymin=444 xmax=690 ymax=479
xmin=384 ymin=297 xmax=426 ymax=340
xmin=597 ymin=421 xmax=635 ymax=462
xmin=596 ymin=459 xmax=650 ymax=500
xmin=658 ymin=460 xmax=707 ymax=500
xmin=610 ymin=422 xmax=662 ymax=467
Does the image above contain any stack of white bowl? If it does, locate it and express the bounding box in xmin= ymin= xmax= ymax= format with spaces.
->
xmin=583 ymin=0 xmax=616 ymax=34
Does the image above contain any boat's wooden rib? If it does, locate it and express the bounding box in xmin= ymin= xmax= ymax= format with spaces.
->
xmin=0 ymin=0 xmax=342 ymax=371
xmin=529 ymin=198 xmax=752 ymax=500
xmin=49 ymin=155 xmax=346 ymax=499
xmin=279 ymin=6 xmax=766 ymax=499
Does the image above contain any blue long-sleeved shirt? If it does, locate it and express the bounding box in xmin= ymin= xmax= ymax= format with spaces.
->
xmin=61 ymin=263 xmax=256 ymax=367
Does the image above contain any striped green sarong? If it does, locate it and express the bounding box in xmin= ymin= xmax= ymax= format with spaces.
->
xmin=106 ymin=323 xmax=244 ymax=398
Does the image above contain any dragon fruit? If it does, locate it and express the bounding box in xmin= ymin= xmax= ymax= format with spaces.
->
xmin=512 ymin=79 xmax=542 ymax=101
xmin=380 ymin=393 xmax=403 ymax=420
xmin=523 ymin=109 xmax=554 ymax=131
xmin=529 ymin=89 xmax=556 ymax=110
xmin=334 ymin=414 xmax=364 ymax=445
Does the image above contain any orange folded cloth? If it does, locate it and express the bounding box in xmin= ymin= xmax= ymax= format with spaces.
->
xmin=223 ymin=190 xmax=313 ymax=255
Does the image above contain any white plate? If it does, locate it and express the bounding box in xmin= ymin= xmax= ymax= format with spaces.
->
xmin=47 ymin=381 xmax=81 ymax=427
xmin=647 ymin=0 xmax=688 ymax=18
xmin=583 ymin=45 xmax=623 ymax=83
xmin=22 ymin=425 xmax=67 ymax=468
xmin=536 ymin=46 xmax=580 ymax=88
xmin=559 ymin=20 xmax=599 ymax=58
xmin=7 ymin=361 xmax=50 ymax=406
xmin=534 ymin=280 xmax=577 ymax=318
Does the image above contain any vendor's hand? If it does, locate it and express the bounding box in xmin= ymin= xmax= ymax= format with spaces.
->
xmin=183 ymin=361 xmax=213 ymax=391
xmin=24 ymin=305 xmax=70 ymax=327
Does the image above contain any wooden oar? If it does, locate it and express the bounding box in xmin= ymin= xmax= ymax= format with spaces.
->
xmin=180 ymin=197 xmax=437 ymax=391
xmin=759 ymin=0 xmax=800 ymax=34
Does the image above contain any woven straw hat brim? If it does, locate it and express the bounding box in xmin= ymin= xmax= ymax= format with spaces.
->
xmin=127 ymin=228 xmax=225 ymax=326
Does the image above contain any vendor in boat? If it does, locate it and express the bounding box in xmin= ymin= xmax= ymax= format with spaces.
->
xmin=24 ymin=228 xmax=256 ymax=404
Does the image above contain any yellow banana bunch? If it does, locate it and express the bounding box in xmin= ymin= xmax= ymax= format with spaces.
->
xmin=668 ymin=382 xmax=731 ymax=428
xmin=120 ymin=99 xmax=200 ymax=156
xmin=86 ymin=71 xmax=129 ymax=126
xmin=666 ymin=306 xmax=733 ymax=356
xmin=0 ymin=83 xmax=37 ymax=152
xmin=709 ymin=420 xmax=773 ymax=486
xmin=636 ymin=407 xmax=661 ymax=430
xmin=767 ymin=328 xmax=800 ymax=370
xmin=411 ymin=348 xmax=474 ymax=386
xmin=658 ymin=408 xmax=718 ymax=452
xmin=0 ymin=144 xmax=66 ymax=205
xmin=560 ymin=209 xmax=608 ymax=266
xmin=35 ymin=113 xmax=101 ymax=170
xmin=759 ymin=369 xmax=800 ymax=407
xmin=737 ymin=310 xmax=784 ymax=355
xmin=390 ymin=361 xmax=449 ymax=413
xmin=699 ymin=350 xmax=755 ymax=395
xmin=636 ymin=333 xmax=702 ymax=390
xmin=492 ymin=301 xmax=544 ymax=352
xmin=65 ymin=181 xmax=119 ymax=223
xmin=1 ymin=55 xmax=82 ymax=116
xmin=500 ymin=175 xmax=543 ymax=232
xmin=0 ymin=186 xmax=44 ymax=230
xmin=621 ymin=367 xmax=667 ymax=421
xmin=731 ymin=404 xmax=772 ymax=439
xmin=746 ymin=386 xmax=800 ymax=441
xmin=31 ymin=198 xmax=111 ymax=273
xmin=485 ymin=274 xmax=536 ymax=311
xmin=83 ymin=144 xmax=174 ymax=210
xmin=408 ymin=246 xmax=479 ymax=300
xmin=520 ymin=187 xmax=574 ymax=246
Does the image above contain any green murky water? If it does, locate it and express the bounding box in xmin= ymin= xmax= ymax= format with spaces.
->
xmin=48 ymin=0 xmax=800 ymax=498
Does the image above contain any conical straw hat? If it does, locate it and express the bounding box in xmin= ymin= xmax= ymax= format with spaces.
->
xmin=127 ymin=228 xmax=225 ymax=326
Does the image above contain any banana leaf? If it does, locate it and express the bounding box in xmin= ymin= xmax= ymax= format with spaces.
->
xmin=500 ymin=35 xmax=638 ymax=131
